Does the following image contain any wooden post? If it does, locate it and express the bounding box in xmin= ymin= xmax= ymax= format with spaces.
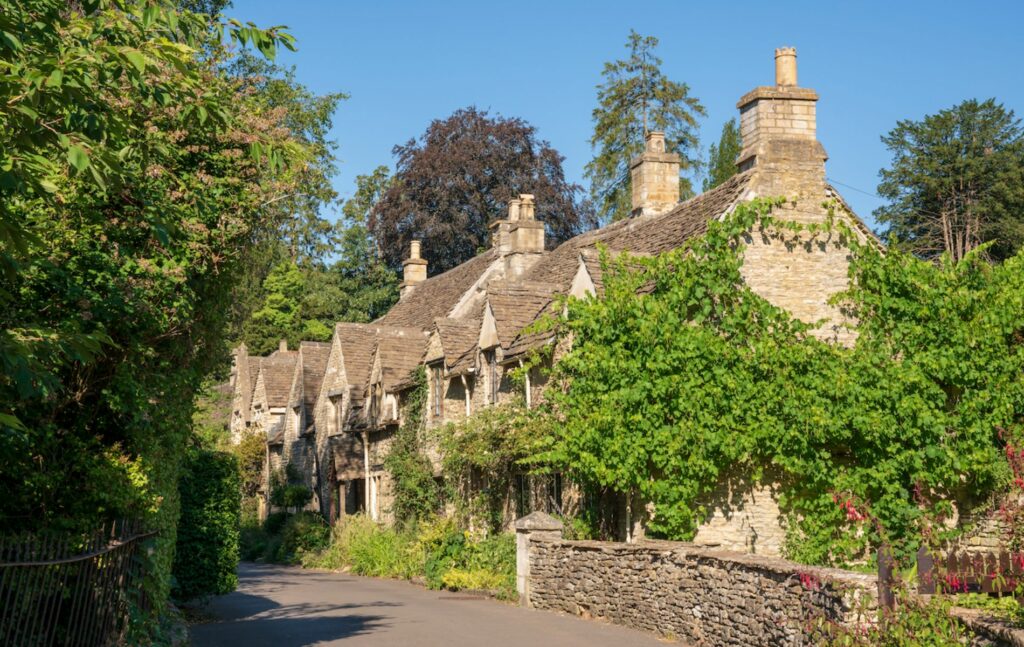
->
xmin=878 ymin=543 xmax=896 ymax=612
xmin=917 ymin=545 xmax=936 ymax=594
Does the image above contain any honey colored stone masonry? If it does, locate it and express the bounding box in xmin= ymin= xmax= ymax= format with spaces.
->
xmin=526 ymin=536 xmax=877 ymax=646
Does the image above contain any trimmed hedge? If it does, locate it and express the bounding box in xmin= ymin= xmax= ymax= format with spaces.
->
xmin=172 ymin=449 xmax=241 ymax=600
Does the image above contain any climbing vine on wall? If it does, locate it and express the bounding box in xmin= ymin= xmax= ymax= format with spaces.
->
xmin=539 ymin=198 xmax=1023 ymax=565
xmin=438 ymin=398 xmax=548 ymax=534
xmin=383 ymin=367 xmax=442 ymax=524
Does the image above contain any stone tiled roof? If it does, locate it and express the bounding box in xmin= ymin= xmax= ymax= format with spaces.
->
xmin=433 ymin=317 xmax=481 ymax=371
xmin=498 ymin=173 xmax=753 ymax=358
xmin=376 ymin=248 xmax=499 ymax=329
xmin=486 ymin=281 xmax=557 ymax=350
xmin=333 ymin=323 xmax=380 ymax=405
xmin=372 ymin=327 xmax=428 ymax=392
xmin=259 ymin=353 xmax=297 ymax=408
xmin=247 ymin=357 xmax=261 ymax=399
xmin=522 ymin=171 xmax=752 ymax=288
xmin=296 ymin=341 xmax=331 ymax=414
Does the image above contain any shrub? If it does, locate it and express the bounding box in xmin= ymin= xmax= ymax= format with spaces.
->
xmin=263 ymin=511 xmax=290 ymax=535
xmin=303 ymin=514 xmax=516 ymax=599
xmin=172 ymin=449 xmax=241 ymax=601
xmin=277 ymin=512 xmax=330 ymax=563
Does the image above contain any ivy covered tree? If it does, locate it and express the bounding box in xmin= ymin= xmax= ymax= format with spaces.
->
xmin=586 ymin=30 xmax=705 ymax=222
xmin=876 ymin=98 xmax=1024 ymax=262
xmin=371 ymin=107 xmax=596 ymax=274
xmin=543 ymin=200 xmax=1021 ymax=564
xmin=703 ymin=118 xmax=741 ymax=191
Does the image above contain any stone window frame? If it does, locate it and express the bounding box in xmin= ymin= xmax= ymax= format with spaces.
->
xmin=484 ymin=349 xmax=498 ymax=405
xmin=430 ymin=362 xmax=444 ymax=419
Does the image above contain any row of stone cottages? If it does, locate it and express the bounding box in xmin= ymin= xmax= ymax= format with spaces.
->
xmin=228 ymin=49 xmax=875 ymax=555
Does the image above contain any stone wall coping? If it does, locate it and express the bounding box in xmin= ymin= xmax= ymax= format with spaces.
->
xmin=514 ymin=511 xmax=564 ymax=532
xmin=531 ymin=536 xmax=877 ymax=589
xmin=949 ymin=606 xmax=1024 ymax=647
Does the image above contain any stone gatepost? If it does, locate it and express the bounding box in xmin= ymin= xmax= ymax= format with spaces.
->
xmin=514 ymin=511 xmax=563 ymax=607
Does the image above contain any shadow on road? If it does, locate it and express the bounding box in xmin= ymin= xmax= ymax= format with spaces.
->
xmin=191 ymin=589 xmax=397 ymax=645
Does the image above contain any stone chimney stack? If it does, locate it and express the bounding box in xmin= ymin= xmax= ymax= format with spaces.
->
xmin=278 ymin=339 xmax=288 ymax=353
xmin=630 ymin=131 xmax=681 ymax=218
xmin=401 ymin=239 xmax=428 ymax=299
xmin=490 ymin=193 xmax=545 ymax=278
xmin=735 ymin=47 xmax=827 ymax=200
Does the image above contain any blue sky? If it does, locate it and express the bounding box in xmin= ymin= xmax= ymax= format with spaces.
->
xmin=231 ymin=0 xmax=1024 ymax=231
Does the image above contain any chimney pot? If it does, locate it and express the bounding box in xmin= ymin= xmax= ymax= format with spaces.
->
xmin=775 ymin=47 xmax=797 ymax=86
xmin=645 ymin=131 xmax=666 ymax=153
xmin=508 ymin=198 xmax=522 ymax=222
xmin=401 ymin=239 xmax=428 ymax=299
xmin=518 ymin=194 xmax=535 ymax=220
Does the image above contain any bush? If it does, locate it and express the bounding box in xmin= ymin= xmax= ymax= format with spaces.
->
xmin=302 ymin=514 xmax=515 ymax=599
xmin=172 ymin=449 xmax=241 ymax=601
xmin=263 ymin=511 xmax=290 ymax=535
xmin=277 ymin=512 xmax=330 ymax=562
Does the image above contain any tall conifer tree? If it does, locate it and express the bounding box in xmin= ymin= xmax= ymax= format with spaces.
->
xmin=586 ymin=30 xmax=705 ymax=222
xmin=703 ymin=118 xmax=741 ymax=192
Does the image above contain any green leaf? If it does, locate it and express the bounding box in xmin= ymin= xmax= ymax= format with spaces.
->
xmin=122 ymin=48 xmax=147 ymax=74
xmin=67 ymin=145 xmax=90 ymax=172
xmin=14 ymin=104 xmax=38 ymax=119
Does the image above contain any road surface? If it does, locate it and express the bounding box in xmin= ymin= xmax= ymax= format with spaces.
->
xmin=190 ymin=562 xmax=672 ymax=646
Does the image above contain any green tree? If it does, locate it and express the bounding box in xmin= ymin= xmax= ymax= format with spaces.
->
xmin=586 ymin=30 xmax=705 ymax=222
xmin=0 ymin=0 xmax=300 ymax=629
xmin=242 ymin=260 xmax=309 ymax=354
xmin=876 ymin=98 xmax=1024 ymax=262
xmin=308 ymin=167 xmax=400 ymax=325
xmin=703 ymin=118 xmax=741 ymax=191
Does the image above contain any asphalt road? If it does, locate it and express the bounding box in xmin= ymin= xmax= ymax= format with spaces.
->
xmin=190 ymin=562 xmax=672 ymax=646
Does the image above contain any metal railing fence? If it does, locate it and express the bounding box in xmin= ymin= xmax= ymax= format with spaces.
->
xmin=0 ymin=520 xmax=155 ymax=647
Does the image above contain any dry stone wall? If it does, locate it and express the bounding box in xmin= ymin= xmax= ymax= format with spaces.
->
xmin=527 ymin=537 xmax=877 ymax=646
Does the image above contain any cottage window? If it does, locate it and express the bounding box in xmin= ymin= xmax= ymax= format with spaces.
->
xmin=431 ymin=364 xmax=443 ymax=418
xmin=332 ymin=396 xmax=343 ymax=435
xmin=485 ymin=350 xmax=498 ymax=405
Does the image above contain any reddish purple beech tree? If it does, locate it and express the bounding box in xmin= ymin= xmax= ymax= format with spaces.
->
xmin=371 ymin=107 xmax=596 ymax=274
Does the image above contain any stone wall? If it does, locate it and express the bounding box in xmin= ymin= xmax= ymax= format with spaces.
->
xmin=525 ymin=535 xmax=877 ymax=646
xmin=692 ymin=478 xmax=788 ymax=556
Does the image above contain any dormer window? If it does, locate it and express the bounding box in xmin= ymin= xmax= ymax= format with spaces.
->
xmin=431 ymin=364 xmax=443 ymax=418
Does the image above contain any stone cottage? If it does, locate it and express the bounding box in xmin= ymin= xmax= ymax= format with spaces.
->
xmin=234 ymin=48 xmax=875 ymax=555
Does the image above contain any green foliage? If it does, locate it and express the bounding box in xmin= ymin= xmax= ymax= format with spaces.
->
xmin=542 ymin=198 xmax=1023 ymax=565
xmin=384 ymin=367 xmax=443 ymax=523
xmin=817 ymin=594 xmax=970 ymax=646
xmin=303 ymin=515 xmax=516 ymax=599
xmin=439 ymin=399 xmax=547 ymax=533
xmin=952 ymin=593 xmax=1024 ymax=627
xmin=277 ymin=511 xmax=330 ymax=562
xmin=269 ymin=464 xmax=313 ymax=511
xmin=876 ymin=98 xmax=1024 ymax=262
xmin=703 ymin=118 xmax=741 ymax=191
xmin=0 ymin=0 xmax=302 ymax=632
xmin=586 ymin=30 xmax=705 ymax=221
xmin=235 ymin=430 xmax=267 ymax=500
xmin=172 ymin=449 xmax=241 ymax=601
xmin=306 ymin=514 xmax=425 ymax=578
xmin=237 ymin=167 xmax=399 ymax=352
